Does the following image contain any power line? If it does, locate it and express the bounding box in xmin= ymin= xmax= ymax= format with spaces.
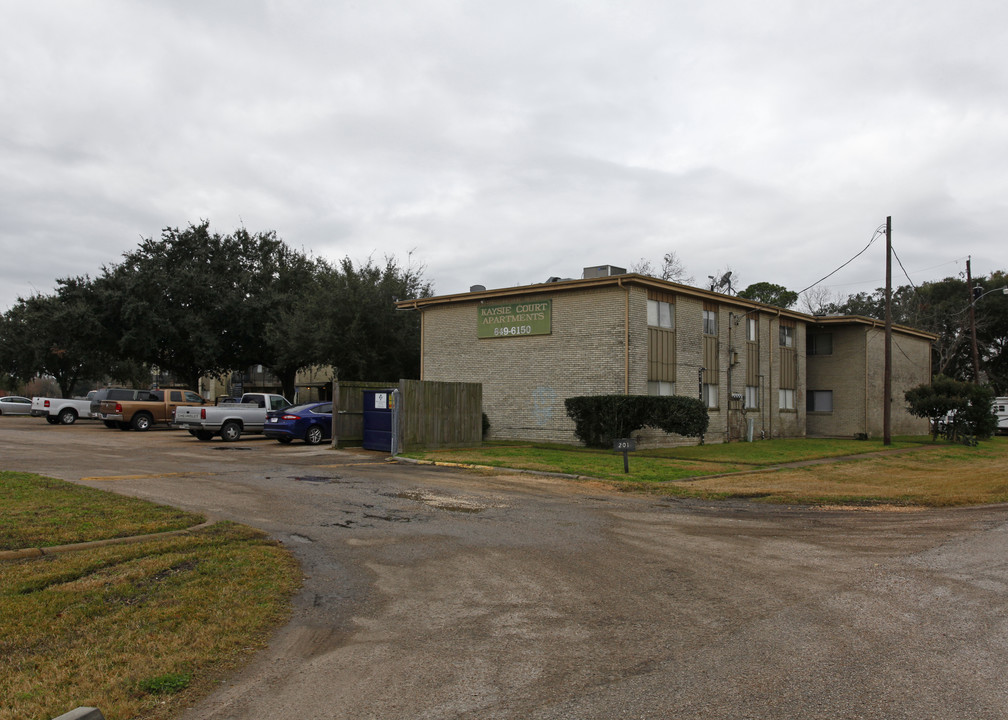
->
xmin=890 ymin=245 xmax=918 ymax=291
xmin=798 ymin=224 xmax=886 ymax=295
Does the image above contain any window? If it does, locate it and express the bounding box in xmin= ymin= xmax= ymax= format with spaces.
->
xmin=745 ymin=385 xmax=759 ymax=409
xmin=747 ymin=317 xmax=757 ymax=342
xmin=807 ymin=333 xmax=833 ymax=355
xmin=185 ymin=391 xmax=203 ymax=404
xmin=647 ymin=299 xmax=674 ymax=329
xmin=779 ymin=324 xmax=794 ymax=348
xmin=702 ymin=383 xmax=718 ymax=408
xmin=648 ymin=381 xmax=674 ymax=396
xmin=807 ymin=391 xmax=833 ymax=412
xmin=703 ymin=309 xmax=718 ymax=336
xmin=779 ymin=388 xmax=795 ymax=410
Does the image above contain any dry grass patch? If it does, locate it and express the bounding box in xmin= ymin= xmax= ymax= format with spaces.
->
xmin=666 ymin=442 xmax=1008 ymax=506
xmin=1 ymin=507 xmax=300 ymax=720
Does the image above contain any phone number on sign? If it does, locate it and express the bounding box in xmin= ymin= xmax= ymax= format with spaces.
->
xmin=494 ymin=325 xmax=534 ymax=337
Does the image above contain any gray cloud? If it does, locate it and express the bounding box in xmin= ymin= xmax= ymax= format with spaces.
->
xmin=2 ymin=0 xmax=1006 ymax=312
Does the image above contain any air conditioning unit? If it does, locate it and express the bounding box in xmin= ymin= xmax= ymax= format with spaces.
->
xmin=583 ymin=265 xmax=627 ymax=279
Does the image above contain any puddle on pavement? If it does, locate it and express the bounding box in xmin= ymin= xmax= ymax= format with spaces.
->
xmin=290 ymin=475 xmax=341 ymax=483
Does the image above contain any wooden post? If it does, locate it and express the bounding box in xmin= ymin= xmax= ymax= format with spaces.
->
xmin=884 ymin=216 xmax=892 ymax=446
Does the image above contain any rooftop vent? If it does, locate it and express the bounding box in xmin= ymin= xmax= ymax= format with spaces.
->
xmin=469 ymin=284 xmax=487 ymax=292
xmin=582 ymin=265 xmax=627 ymax=279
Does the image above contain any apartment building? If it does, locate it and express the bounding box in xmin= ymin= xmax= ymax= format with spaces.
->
xmin=397 ymin=268 xmax=934 ymax=445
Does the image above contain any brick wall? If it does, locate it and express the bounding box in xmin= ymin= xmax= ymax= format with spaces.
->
xmin=422 ymin=286 xmax=644 ymax=442
xmin=805 ymin=324 xmax=931 ymax=437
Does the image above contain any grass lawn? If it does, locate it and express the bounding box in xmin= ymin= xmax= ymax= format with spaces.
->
xmin=403 ymin=436 xmax=1008 ymax=507
xmin=0 ymin=472 xmax=204 ymax=551
xmin=0 ymin=473 xmax=301 ymax=720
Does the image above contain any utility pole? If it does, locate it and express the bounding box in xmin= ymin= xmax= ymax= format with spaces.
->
xmin=883 ymin=216 xmax=892 ymax=446
xmin=967 ymin=256 xmax=980 ymax=381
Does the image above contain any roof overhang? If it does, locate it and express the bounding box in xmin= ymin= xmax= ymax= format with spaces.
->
xmin=396 ymin=274 xmax=937 ymax=341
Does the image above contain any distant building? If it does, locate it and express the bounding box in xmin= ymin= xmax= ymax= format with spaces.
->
xmin=397 ymin=269 xmax=935 ymax=445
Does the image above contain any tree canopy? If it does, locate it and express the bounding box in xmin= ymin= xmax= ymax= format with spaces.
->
xmin=737 ymin=282 xmax=799 ymax=309
xmin=0 ymin=221 xmax=432 ymax=397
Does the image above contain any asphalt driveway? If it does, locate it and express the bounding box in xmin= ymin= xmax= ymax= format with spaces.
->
xmin=4 ymin=416 xmax=1008 ymax=719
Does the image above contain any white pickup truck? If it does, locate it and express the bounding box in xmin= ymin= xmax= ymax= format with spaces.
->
xmin=30 ymin=392 xmax=98 ymax=425
xmin=173 ymin=392 xmax=292 ymax=441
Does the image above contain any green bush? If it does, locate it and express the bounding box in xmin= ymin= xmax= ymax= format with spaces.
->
xmin=905 ymin=376 xmax=997 ymax=440
xmin=564 ymin=395 xmax=709 ymax=448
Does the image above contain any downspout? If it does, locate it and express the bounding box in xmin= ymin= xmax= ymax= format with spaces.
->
xmin=420 ymin=310 xmax=425 ymax=381
xmin=727 ymin=312 xmax=733 ymax=442
xmin=864 ymin=327 xmax=870 ymax=436
xmin=770 ymin=309 xmax=779 ymax=439
xmin=618 ymin=277 xmax=629 ymax=394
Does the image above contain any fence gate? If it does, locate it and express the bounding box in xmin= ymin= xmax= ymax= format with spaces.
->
xmin=362 ymin=389 xmax=398 ymax=453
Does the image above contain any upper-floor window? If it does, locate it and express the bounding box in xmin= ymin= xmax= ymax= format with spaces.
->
xmin=647 ymin=299 xmax=674 ymax=329
xmin=807 ymin=333 xmax=833 ymax=355
xmin=779 ymin=323 xmax=794 ymax=348
xmin=703 ymin=309 xmax=718 ymax=336
xmin=747 ymin=317 xmax=757 ymax=342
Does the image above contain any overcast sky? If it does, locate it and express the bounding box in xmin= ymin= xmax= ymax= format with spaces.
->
xmin=2 ymin=1 xmax=1005 ymax=313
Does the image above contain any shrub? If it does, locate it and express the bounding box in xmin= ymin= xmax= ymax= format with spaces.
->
xmin=564 ymin=395 xmax=709 ymax=448
xmin=905 ymin=376 xmax=997 ymax=440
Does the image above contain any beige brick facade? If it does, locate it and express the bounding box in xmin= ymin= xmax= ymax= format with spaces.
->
xmin=404 ymin=275 xmax=935 ymax=445
xmin=806 ymin=321 xmax=932 ymax=437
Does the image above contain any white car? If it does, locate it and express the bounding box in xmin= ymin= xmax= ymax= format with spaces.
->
xmin=0 ymin=395 xmax=32 ymax=415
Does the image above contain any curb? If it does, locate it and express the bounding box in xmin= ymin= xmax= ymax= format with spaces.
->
xmin=393 ymin=444 xmax=939 ymax=487
xmin=0 ymin=519 xmax=216 ymax=563
xmin=393 ymin=455 xmax=595 ymax=481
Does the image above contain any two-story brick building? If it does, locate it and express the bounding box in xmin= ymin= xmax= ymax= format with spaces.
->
xmin=397 ymin=268 xmax=934 ymax=445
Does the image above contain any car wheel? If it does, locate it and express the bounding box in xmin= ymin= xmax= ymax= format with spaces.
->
xmin=131 ymin=413 xmax=153 ymax=431
xmin=304 ymin=425 xmax=324 ymax=445
xmin=277 ymin=437 xmax=293 ymax=445
xmin=59 ymin=408 xmax=78 ymax=425
xmin=46 ymin=415 xmax=60 ymax=425
xmin=195 ymin=430 xmax=214 ymax=441
xmin=220 ymin=421 xmax=242 ymax=442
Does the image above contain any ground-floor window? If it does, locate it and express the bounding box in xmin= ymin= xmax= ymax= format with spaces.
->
xmin=745 ymin=385 xmax=759 ymax=409
xmin=779 ymin=388 xmax=795 ymax=410
xmin=648 ymin=380 xmax=674 ymax=396
xmin=807 ymin=390 xmax=833 ymax=412
xmin=703 ymin=383 xmax=718 ymax=408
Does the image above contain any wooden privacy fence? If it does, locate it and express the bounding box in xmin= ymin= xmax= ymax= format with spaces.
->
xmin=331 ymin=379 xmax=482 ymax=451
xmin=398 ymin=379 xmax=482 ymax=451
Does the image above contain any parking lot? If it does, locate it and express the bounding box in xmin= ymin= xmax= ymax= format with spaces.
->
xmin=5 ymin=415 xmax=1008 ymax=719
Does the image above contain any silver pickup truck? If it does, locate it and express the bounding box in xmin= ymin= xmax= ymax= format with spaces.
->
xmin=172 ymin=392 xmax=292 ymax=441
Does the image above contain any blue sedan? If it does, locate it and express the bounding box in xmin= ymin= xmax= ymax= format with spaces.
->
xmin=264 ymin=401 xmax=333 ymax=445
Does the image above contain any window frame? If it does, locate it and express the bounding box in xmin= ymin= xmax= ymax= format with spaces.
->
xmin=647 ymin=299 xmax=674 ymax=330
xmin=807 ymin=390 xmax=834 ymax=413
